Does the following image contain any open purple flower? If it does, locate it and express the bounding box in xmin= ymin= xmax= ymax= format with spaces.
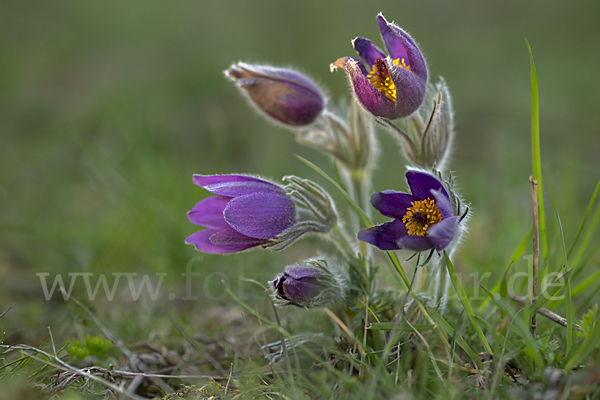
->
xmin=226 ymin=63 xmax=324 ymax=126
xmin=330 ymin=14 xmax=427 ymax=119
xmin=358 ymin=170 xmax=459 ymax=252
xmin=186 ymin=175 xmax=296 ymax=254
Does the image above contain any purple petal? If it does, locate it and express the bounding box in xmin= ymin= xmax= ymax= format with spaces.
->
xmin=377 ymin=14 xmax=427 ymax=82
xmin=358 ymin=220 xmax=406 ymax=251
xmin=331 ymin=57 xmax=401 ymax=120
xmin=223 ymin=193 xmax=296 ymax=239
xmin=352 ymin=37 xmax=386 ymax=67
xmin=371 ymin=190 xmax=421 ymax=220
xmin=229 ymin=63 xmax=324 ymax=101
xmin=387 ymin=63 xmax=427 ymax=117
xmin=398 ymin=234 xmax=434 ymax=252
xmin=405 ymin=170 xmax=448 ymax=200
xmin=430 ymin=189 xmax=454 ymax=219
xmin=427 ymin=216 xmax=458 ymax=251
xmin=185 ymin=228 xmax=267 ymax=254
xmin=187 ymin=195 xmax=230 ymax=228
xmin=282 ymin=276 xmax=322 ymax=305
xmin=193 ymin=175 xmax=286 ymax=197
xmin=209 ymin=226 xmax=270 ymax=246
xmin=284 ymin=264 xmax=323 ymax=280
xmin=376 ymin=15 xmax=409 ymax=64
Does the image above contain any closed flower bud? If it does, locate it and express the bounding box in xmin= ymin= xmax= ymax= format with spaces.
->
xmin=270 ymin=260 xmax=345 ymax=308
xmin=226 ymin=62 xmax=325 ymax=127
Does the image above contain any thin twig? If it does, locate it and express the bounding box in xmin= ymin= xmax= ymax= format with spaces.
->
xmin=62 ymin=289 xmax=174 ymax=393
xmin=47 ymin=326 xmax=57 ymax=358
xmin=530 ymin=176 xmax=539 ymax=338
xmin=513 ymin=296 xmax=583 ymax=332
xmin=109 ymin=369 xmax=228 ymax=380
xmin=0 ymin=307 xmax=11 ymax=319
xmin=0 ymin=344 xmax=146 ymax=400
xmin=224 ymin=363 xmax=233 ymax=396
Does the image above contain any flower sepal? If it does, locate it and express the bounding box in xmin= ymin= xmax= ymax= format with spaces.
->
xmin=377 ymin=78 xmax=454 ymax=170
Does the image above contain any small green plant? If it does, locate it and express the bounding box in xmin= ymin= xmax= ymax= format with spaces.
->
xmin=67 ymin=335 xmax=112 ymax=361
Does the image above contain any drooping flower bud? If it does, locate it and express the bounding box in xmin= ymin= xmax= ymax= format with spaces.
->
xmin=330 ymin=14 xmax=427 ymax=120
xmin=186 ymin=174 xmax=296 ymax=254
xmin=270 ymin=259 xmax=345 ymax=308
xmin=225 ymin=62 xmax=325 ymax=126
xmin=185 ymin=174 xmax=340 ymax=254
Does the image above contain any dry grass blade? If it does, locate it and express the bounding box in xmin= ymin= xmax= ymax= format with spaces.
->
xmin=0 ymin=344 xmax=146 ymax=400
xmin=323 ymin=307 xmax=362 ymax=354
xmin=62 ymin=289 xmax=175 ymax=394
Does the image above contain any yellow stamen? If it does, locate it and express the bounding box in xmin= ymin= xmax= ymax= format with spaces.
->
xmin=402 ymin=198 xmax=443 ymax=236
xmin=366 ymin=58 xmax=410 ymax=102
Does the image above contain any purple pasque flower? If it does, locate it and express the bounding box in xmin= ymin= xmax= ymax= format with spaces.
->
xmin=186 ymin=175 xmax=296 ymax=254
xmin=270 ymin=260 xmax=344 ymax=308
xmin=226 ymin=62 xmax=325 ymax=126
xmin=330 ymin=14 xmax=427 ymax=120
xmin=358 ymin=170 xmax=460 ymax=252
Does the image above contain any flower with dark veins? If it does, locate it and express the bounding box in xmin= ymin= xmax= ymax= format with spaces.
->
xmin=331 ymin=14 xmax=427 ymax=119
xmin=186 ymin=175 xmax=296 ymax=254
xmin=358 ymin=169 xmax=467 ymax=253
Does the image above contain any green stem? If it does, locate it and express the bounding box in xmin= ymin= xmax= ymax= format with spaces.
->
xmin=526 ymin=39 xmax=547 ymax=256
xmin=386 ymin=252 xmax=452 ymax=353
xmin=348 ymin=166 xmax=373 ymax=266
xmin=329 ymin=224 xmax=356 ymax=260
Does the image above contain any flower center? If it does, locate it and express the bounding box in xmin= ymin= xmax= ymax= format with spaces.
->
xmin=402 ymin=198 xmax=443 ymax=236
xmin=367 ymin=58 xmax=410 ymax=102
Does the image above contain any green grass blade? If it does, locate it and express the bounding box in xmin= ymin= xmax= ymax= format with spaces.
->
xmin=386 ymin=251 xmax=411 ymax=289
xmin=294 ymin=154 xmax=372 ymax=227
xmin=571 ymin=198 xmax=600 ymax=280
xmin=568 ymin=179 xmax=600 ymax=258
xmin=475 ymin=316 xmax=513 ymax=350
xmin=526 ymin=38 xmax=547 ymax=256
xmin=480 ymin=284 xmax=515 ymax=320
xmin=506 ymin=316 xmax=545 ymax=369
xmin=568 ymin=268 xmax=600 ymax=300
xmin=531 ymin=268 xmax=572 ymax=314
xmin=444 ymin=252 xmax=493 ymax=354
xmin=564 ymin=308 xmax=600 ymax=372
xmin=478 ymin=228 xmax=531 ymax=313
xmin=556 ymin=211 xmax=574 ymax=354
xmin=426 ymin=307 xmax=485 ymax=370
xmin=367 ymin=323 xmax=433 ymax=332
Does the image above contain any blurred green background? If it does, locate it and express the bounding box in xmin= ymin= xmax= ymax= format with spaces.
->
xmin=1 ymin=0 xmax=599 ymax=344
